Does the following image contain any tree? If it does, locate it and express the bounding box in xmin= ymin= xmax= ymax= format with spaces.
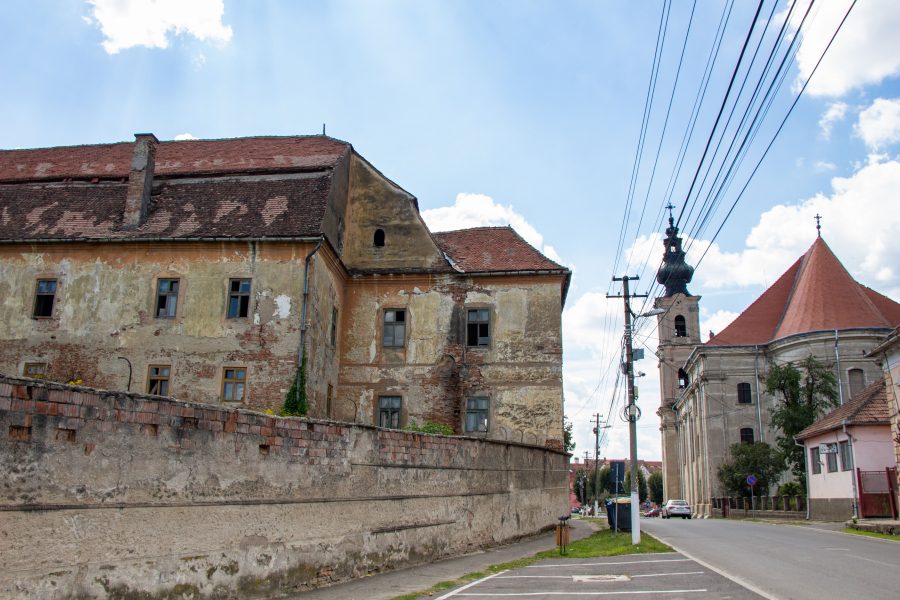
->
xmin=648 ymin=470 xmax=664 ymax=505
xmin=563 ymin=416 xmax=575 ymax=453
xmin=717 ymin=442 xmax=783 ymax=497
xmin=766 ymin=355 xmax=838 ymax=487
xmin=623 ymin=469 xmax=648 ymax=503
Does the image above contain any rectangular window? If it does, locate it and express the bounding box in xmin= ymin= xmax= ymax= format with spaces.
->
xmin=147 ymin=365 xmax=171 ymax=396
xmin=465 ymin=397 xmax=490 ymax=433
xmin=33 ymin=279 xmax=57 ymax=318
xmin=23 ymin=362 xmax=47 ymax=379
xmin=826 ymin=450 xmax=838 ymax=473
xmin=839 ymin=440 xmax=853 ymax=471
xmin=737 ymin=382 xmax=752 ymax=404
xmin=331 ymin=307 xmax=338 ymax=346
xmin=811 ymin=447 xmax=822 ymax=474
xmin=156 ymin=279 xmax=179 ymax=318
xmin=378 ymin=396 xmax=401 ymax=429
xmin=222 ymin=367 xmax=247 ymax=403
xmin=383 ymin=309 xmax=406 ymax=347
xmin=466 ymin=308 xmax=490 ymax=347
xmin=227 ymin=278 xmax=251 ymax=319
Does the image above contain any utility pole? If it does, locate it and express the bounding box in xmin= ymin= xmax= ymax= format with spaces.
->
xmin=592 ymin=414 xmax=601 ymax=517
xmin=608 ymin=275 xmax=648 ymax=545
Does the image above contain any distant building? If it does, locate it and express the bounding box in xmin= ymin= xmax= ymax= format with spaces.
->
xmin=654 ymin=213 xmax=900 ymax=515
xmin=0 ymin=134 xmax=570 ymax=447
xmin=871 ymin=326 xmax=900 ymax=497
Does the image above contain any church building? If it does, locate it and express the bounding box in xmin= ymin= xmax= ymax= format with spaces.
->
xmin=654 ymin=215 xmax=900 ymax=515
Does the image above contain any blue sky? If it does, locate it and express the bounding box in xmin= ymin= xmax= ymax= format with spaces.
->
xmin=4 ymin=1 xmax=900 ymax=460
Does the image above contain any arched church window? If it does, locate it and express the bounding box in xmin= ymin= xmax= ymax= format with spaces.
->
xmin=678 ymin=368 xmax=689 ymax=389
xmin=374 ymin=228 xmax=385 ymax=247
xmin=848 ymin=368 xmax=865 ymax=398
xmin=740 ymin=428 xmax=754 ymax=444
xmin=737 ymin=382 xmax=752 ymax=404
xmin=674 ymin=315 xmax=686 ymax=337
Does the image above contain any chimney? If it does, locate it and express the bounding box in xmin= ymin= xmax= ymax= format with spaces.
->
xmin=123 ymin=133 xmax=158 ymax=227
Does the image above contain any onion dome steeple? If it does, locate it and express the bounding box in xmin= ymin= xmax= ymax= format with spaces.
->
xmin=657 ymin=203 xmax=694 ymax=297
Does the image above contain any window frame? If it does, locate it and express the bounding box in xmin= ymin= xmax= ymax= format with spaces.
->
xmin=221 ymin=367 xmax=248 ymax=403
xmin=465 ymin=396 xmax=490 ymax=433
xmin=378 ymin=395 xmax=402 ymax=429
xmin=331 ymin=307 xmax=338 ymax=347
xmin=825 ymin=448 xmax=838 ymax=473
xmin=674 ymin=315 xmax=687 ymax=338
xmin=147 ymin=364 xmax=171 ymax=396
xmin=155 ymin=278 xmax=180 ymax=319
xmin=23 ymin=362 xmax=48 ymax=379
xmin=466 ymin=307 xmax=491 ymax=348
xmin=382 ymin=308 xmax=407 ymax=348
xmin=839 ymin=440 xmax=853 ymax=471
xmin=810 ymin=447 xmax=822 ymax=474
xmin=739 ymin=427 xmax=754 ymax=444
xmin=226 ymin=278 xmax=252 ymax=319
xmin=32 ymin=278 xmax=58 ymax=319
xmin=737 ymin=382 xmax=752 ymax=404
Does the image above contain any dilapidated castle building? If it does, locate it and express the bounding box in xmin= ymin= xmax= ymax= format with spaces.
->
xmin=0 ymin=133 xmax=569 ymax=448
xmin=654 ymin=215 xmax=900 ymax=514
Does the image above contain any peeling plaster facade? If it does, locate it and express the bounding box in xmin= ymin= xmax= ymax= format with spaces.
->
xmin=0 ymin=134 xmax=569 ymax=448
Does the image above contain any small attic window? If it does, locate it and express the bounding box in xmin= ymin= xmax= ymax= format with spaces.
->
xmin=374 ymin=229 xmax=385 ymax=247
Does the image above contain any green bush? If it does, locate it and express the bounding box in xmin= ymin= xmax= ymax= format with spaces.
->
xmin=777 ymin=481 xmax=803 ymax=497
xmin=404 ymin=421 xmax=455 ymax=436
xmin=281 ymin=355 xmax=308 ymax=417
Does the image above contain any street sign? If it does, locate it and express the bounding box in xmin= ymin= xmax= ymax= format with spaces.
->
xmin=818 ymin=443 xmax=838 ymax=454
xmin=746 ymin=475 xmax=757 ymax=487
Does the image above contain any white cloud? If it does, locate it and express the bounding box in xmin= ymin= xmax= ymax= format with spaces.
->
xmin=700 ymin=309 xmax=740 ymax=343
xmin=421 ymin=193 xmax=570 ymax=268
xmin=818 ymin=102 xmax=847 ymax=138
xmin=86 ymin=0 xmax=232 ymax=54
xmin=856 ymin=98 xmax=900 ymax=150
xmin=793 ymin=0 xmax=900 ymax=97
xmin=174 ymin=133 xmax=198 ymax=140
xmin=813 ymin=161 xmax=836 ymax=172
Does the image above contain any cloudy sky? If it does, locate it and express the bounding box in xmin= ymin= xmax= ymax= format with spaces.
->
xmin=3 ymin=1 xmax=900 ymax=461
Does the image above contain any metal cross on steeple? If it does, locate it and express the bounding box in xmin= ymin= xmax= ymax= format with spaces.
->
xmin=815 ymin=213 xmax=822 ymax=237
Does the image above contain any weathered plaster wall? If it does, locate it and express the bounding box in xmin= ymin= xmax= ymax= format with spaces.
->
xmin=0 ymin=376 xmax=568 ymax=600
xmin=0 ymin=241 xmax=326 ymax=411
xmin=339 ymin=274 xmax=565 ymax=447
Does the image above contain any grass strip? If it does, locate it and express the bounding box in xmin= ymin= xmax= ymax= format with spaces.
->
xmin=391 ymin=525 xmax=672 ymax=599
xmin=841 ymin=527 xmax=900 ymax=541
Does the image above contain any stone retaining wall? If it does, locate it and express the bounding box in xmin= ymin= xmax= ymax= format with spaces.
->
xmin=0 ymin=375 xmax=568 ymax=599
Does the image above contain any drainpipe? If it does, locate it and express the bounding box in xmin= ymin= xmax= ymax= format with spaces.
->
xmin=298 ymin=238 xmax=324 ymax=369
xmin=843 ymin=420 xmax=859 ymax=520
xmin=794 ymin=438 xmax=811 ymax=520
xmin=834 ymin=330 xmax=844 ymax=406
xmin=754 ymin=345 xmax=763 ymax=442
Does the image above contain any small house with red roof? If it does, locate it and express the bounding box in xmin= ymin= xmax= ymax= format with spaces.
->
xmin=653 ymin=220 xmax=900 ymax=516
xmin=0 ymin=133 xmax=570 ymax=448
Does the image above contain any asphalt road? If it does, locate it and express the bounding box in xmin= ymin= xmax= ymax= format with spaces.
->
xmin=641 ymin=517 xmax=900 ymax=600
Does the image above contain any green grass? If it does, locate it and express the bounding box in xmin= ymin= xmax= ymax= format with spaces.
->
xmin=842 ymin=527 xmax=900 ymax=541
xmin=390 ymin=526 xmax=672 ymax=599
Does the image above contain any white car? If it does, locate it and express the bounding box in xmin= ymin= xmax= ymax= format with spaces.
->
xmin=661 ymin=499 xmax=692 ymax=519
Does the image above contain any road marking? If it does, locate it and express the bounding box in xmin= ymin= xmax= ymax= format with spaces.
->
xmin=631 ymin=571 xmax=705 ymax=578
xmin=527 ymin=558 xmax=691 ymax=568
xmin=495 ymin=571 xmax=704 ymax=581
xmin=823 ymin=547 xmax=850 ymax=551
xmin=845 ymin=553 xmax=898 ymax=568
xmin=434 ymin=570 xmax=507 ymax=599
xmin=572 ymin=575 xmax=631 ymax=582
xmin=449 ymin=590 xmax=708 ymax=596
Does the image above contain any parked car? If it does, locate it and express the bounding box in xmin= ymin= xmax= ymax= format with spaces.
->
xmin=642 ymin=506 xmax=660 ymax=517
xmin=661 ymin=499 xmax=692 ymax=519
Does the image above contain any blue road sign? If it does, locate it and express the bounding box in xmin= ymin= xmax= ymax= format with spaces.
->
xmin=746 ymin=475 xmax=757 ymax=487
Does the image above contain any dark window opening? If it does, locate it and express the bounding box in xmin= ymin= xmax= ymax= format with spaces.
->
xmin=33 ymin=279 xmax=57 ymax=318
xmin=156 ymin=278 xmax=179 ymax=318
xmin=737 ymin=382 xmax=752 ymax=404
xmin=331 ymin=307 xmax=338 ymax=346
xmin=677 ymin=368 xmax=689 ymax=389
xmin=227 ymin=278 xmax=251 ymax=318
xmin=378 ymin=396 xmax=401 ymax=429
xmin=465 ymin=397 xmax=489 ymax=433
xmin=674 ymin=315 xmax=686 ymax=337
xmin=383 ymin=309 xmax=406 ymax=347
xmin=147 ymin=365 xmax=171 ymax=396
xmin=374 ymin=228 xmax=385 ymax=247
xmin=222 ymin=367 xmax=247 ymax=403
xmin=467 ymin=309 xmax=491 ymax=347
xmin=740 ymin=427 xmax=754 ymax=444
xmin=326 ymin=384 xmax=334 ymax=418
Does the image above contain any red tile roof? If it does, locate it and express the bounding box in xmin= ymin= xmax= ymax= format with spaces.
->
xmin=433 ymin=227 xmax=566 ymax=273
xmin=0 ymin=135 xmax=350 ymax=182
xmin=707 ymin=238 xmax=900 ymax=346
xmin=796 ymin=379 xmax=890 ymax=440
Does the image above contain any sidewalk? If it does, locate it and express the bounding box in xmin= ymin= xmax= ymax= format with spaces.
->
xmin=287 ymin=518 xmax=597 ymax=600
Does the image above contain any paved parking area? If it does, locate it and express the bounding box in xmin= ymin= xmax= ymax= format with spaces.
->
xmin=435 ymin=552 xmax=762 ymax=599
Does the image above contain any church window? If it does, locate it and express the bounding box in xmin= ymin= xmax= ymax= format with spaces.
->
xmin=378 ymin=396 xmax=401 ymax=428
xmin=848 ymin=368 xmax=865 ymax=398
xmin=674 ymin=315 xmax=686 ymax=337
xmin=740 ymin=427 xmax=754 ymax=444
xmin=33 ymin=279 xmax=57 ymax=318
xmin=465 ymin=397 xmax=490 ymax=433
xmin=383 ymin=309 xmax=406 ymax=347
xmin=737 ymin=382 xmax=752 ymax=404
xmin=374 ymin=228 xmax=385 ymax=247
xmin=677 ymin=368 xmax=689 ymax=389
xmin=467 ymin=308 xmax=491 ymax=347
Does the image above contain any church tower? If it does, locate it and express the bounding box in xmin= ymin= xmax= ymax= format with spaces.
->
xmin=654 ymin=205 xmax=699 ymax=502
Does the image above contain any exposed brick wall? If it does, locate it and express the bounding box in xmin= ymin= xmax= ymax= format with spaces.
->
xmin=0 ymin=375 xmax=568 ymax=599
